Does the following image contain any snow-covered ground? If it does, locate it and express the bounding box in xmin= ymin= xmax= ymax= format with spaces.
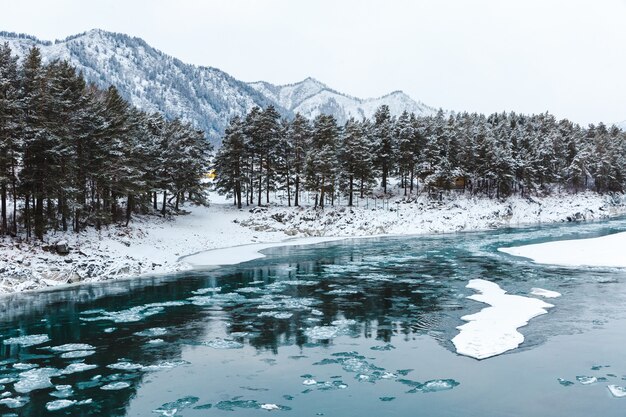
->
xmin=499 ymin=230 xmax=626 ymax=268
xmin=0 ymin=191 xmax=624 ymax=295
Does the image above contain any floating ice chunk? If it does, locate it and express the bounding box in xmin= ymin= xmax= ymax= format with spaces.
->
xmin=302 ymin=379 xmax=317 ymax=385
xmin=0 ymin=396 xmax=28 ymax=408
xmin=100 ymin=382 xmax=130 ymax=390
xmin=419 ymin=379 xmax=460 ymax=393
xmin=530 ymin=288 xmax=561 ymax=298
xmin=451 ymin=279 xmax=554 ymax=359
xmin=201 ymin=338 xmax=243 ymax=349
xmin=0 ymin=391 xmax=10 ymax=398
xmin=50 ymin=343 xmax=96 ymax=352
xmin=0 ymin=377 xmax=17 ymax=384
xmin=12 ymin=363 xmax=38 ymax=370
xmin=258 ymin=312 xmax=293 ymax=319
xmin=141 ymin=359 xmax=189 ymax=372
xmin=557 ymin=378 xmax=574 ymax=386
xmin=46 ymin=400 xmax=76 ymax=411
xmin=107 ymin=362 xmax=143 ymax=371
xmin=608 ymin=385 xmax=626 ymax=398
xmin=153 ymin=396 xmax=199 ymax=416
xmin=331 ymin=319 xmax=357 ymax=327
xmin=81 ymin=305 xmax=164 ymax=323
xmin=261 ymin=403 xmax=280 ymax=411
xmin=147 ymin=339 xmax=165 ymax=345
xmin=61 ymin=363 xmax=97 ymax=375
xmin=50 ymin=385 xmax=74 ymax=398
xmin=104 ymin=328 xmax=116 ymax=333
xmin=576 ymin=376 xmax=597 ymax=385
xmin=3 ymin=334 xmax=50 ymax=347
xmin=60 ymin=350 xmax=95 ymax=359
xmin=326 ymin=288 xmax=360 ymax=295
xmin=134 ymin=328 xmax=167 ymax=337
xmin=15 ymin=367 xmax=61 ymax=393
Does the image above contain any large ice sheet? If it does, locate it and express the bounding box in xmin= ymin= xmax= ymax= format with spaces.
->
xmin=499 ymin=231 xmax=626 ymax=268
xmin=452 ymin=279 xmax=554 ymax=359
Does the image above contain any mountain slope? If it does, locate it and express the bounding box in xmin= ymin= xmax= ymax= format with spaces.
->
xmin=0 ymin=29 xmax=279 ymax=145
xmin=1 ymin=29 xmax=438 ymax=143
xmin=249 ymin=77 xmax=437 ymax=124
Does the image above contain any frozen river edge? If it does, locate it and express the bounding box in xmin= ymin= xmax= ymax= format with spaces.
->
xmin=0 ymin=191 xmax=624 ymax=295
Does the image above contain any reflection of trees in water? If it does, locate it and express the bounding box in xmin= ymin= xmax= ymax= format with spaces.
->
xmin=220 ymin=256 xmax=453 ymax=352
xmin=0 ymin=273 xmax=212 ymax=417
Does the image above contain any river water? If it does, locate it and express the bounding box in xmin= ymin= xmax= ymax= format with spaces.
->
xmin=1 ymin=217 xmax=626 ymax=416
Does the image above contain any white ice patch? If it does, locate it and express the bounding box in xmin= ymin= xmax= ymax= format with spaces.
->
xmin=50 ymin=343 xmax=96 ymax=352
xmin=451 ymin=279 xmax=554 ymax=359
xmin=100 ymin=381 xmax=130 ymax=390
xmin=608 ymin=385 xmax=626 ymax=398
xmin=0 ymin=396 xmax=28 ymax=408
xmin=134 ymin=328 xmax=168 ymax=337
xmin=14 ymin=367 xmax=61 ymax=393
xmin=499 ymin=231 xmax=626 ymax=268
xmin=46 ymin=399 xmax=76 ymax=411
xmin=61 ymin=363 xmax=97 ymax=374
xmin=3 ymin=334 xmax=50 ymax=347
xmin=530 ymin=288 xmax=561 ymax=298
xmin=260 ymin=403 xmax=280 ymax=411
xmin=60 ymin=350 xmax=96 ymax=359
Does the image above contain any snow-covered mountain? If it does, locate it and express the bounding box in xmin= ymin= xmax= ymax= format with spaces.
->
xmin=0 ymin=29 xmax=437 ymax=144
xmin=249 ymin=77 xmax=436 ymax=124
xmin=0 ymin=29 xmax=278 ymax=145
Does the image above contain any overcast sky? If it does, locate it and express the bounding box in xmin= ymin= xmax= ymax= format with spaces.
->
xmin=1 ymin=0 xmax=625 ymax=125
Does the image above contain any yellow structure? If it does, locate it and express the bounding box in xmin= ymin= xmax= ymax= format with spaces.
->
xmin=204 ymin=169 xmax=216 ymax=180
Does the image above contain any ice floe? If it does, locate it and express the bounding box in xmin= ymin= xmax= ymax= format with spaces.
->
xmin=530 ymin=288 xmax=561 ymax=298
xmin=3 ymin=334 xmax=50 ymax=347
xmin=134 ymin=327 xmax=168 ymax=337
xmin=14 ymin=367 xmax=61 ymax=393
xmin=46 ymin=399 xmax=76 ymax=411
xmin=50 ymin=343 xmax=96 ymax=352
xmin=61 ymin=363 xmax=97 ymax=375
xmin=608 ymin=385 xmax=626 ymax=398
xmin=576 ymin=376 xmax=598 ymax=385
xmin=0 ymin=396 xmax=28 ymax=408
xmin=451 ymin=279 xmax=554 ymax=359
xmin=499 ymin=231 xmax=626 ymax=268
xmin=60 ymin=350 xmax=96 ymax=359
xmin=100 ymin=381 xmax=131 ymax=390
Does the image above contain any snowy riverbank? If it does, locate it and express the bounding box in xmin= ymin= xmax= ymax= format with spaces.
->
xmin=0 ymin=191 xmax=624 ymax=295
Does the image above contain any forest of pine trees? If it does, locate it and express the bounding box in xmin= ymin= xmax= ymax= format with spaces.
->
xmin=215 ymin=105 xmax=626 ymax=208
xmin=0 ymin=43 xmax=212 ymax=240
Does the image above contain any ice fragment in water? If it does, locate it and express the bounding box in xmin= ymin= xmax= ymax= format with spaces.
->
xmin=258 ymin=312 xmax=293 ymax=319
xmin=134 ymin=328 xmax=168 ymax=337
xmin=100 ymin=381 xmax=130 ymax=390
xmin=302 ymin=379 xmax=317 ymax=385
xmin=419 ymin=379 xmax=460 ymax=393
xmin=260 ymin=403 xmax=280 ymax=411
xmin=14 ymin=367 xmax=61 ymax=393
xmin=576 ymin=376 xmax=597 ymax=385
xmin=50 ymin=343 xmax=96 ymax=352
xmin=61 ymin=363 xmax=97 ymax=375
xmin=153 ymin=396 xmax=199 ymax=416
xmin=3 ymin=334 xmax=50 ymax=347
xmin=305 ymin=326 xmax=338 ymax=340
xmin=60 ymin=350 xmax=95 ymax=359
xmin=530 ymin=288 xmax=561 ymax=298
xmin=12 ymin=363 xmax=38 ymax=370
xmin=0 ymin=396 xmax=28 ymax=408
xmin=142 ymin=359 xmax=190 ymax=371
xmin=608 ymin=385 xmax=626 ymax=398
xmin=46 ymin=399 xmax=76 ymax=411
xmin=107 ymin=362 xmax=143 ymax=371
xmin=147 ymin=338 xmax=165 ymax=345
xmin=50 ymin=385 xmax=74 ymax=398
xmin=557 ymin=378 xmax=574 ymax=386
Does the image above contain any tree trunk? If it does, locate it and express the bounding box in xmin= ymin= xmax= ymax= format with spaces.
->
xmin=35 ymin=196 xmax=44 ymax=241
xmin=25 ymin=193 xmax=30 ymax=238
xmin=162 ymin=191 xmax=167 ymax=215
xmin=319 ymin=177 xmax=325 ymax=209
xmin=175 ymin=192 xmax=180 ymax=211
xmin=349 ymin=175 xmax=354 ymax=207
xmin=153 ymin=192 xmax=157 ymax=210
xmin=294 ymin=176 xmax=300 ymax=207
xmin=125 ymin=194 xmax=133 ymax=227
xmin=286 ymin=175 xmax=291 ymax=207
xmin=1 ymin=185 xmax=6 ymax=235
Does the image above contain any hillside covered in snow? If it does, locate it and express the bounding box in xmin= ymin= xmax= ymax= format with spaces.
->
xmin=0 ymin=29 xmax=437 ymax=144
xmin=249 ymin=77 xmax=436 ymax=125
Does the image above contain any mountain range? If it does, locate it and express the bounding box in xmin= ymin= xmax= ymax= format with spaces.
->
xmin=0 ymin=29 xmax=437 ymax=145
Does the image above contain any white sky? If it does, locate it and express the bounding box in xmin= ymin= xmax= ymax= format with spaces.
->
xmin=1 ymin=0 xmax=625 ymax=125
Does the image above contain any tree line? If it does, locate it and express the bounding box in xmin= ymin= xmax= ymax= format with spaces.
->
xmin=214 ymin=105 xmax=626 ymax=208
xmin=0 ymin=44 xmax=212 ymax=240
